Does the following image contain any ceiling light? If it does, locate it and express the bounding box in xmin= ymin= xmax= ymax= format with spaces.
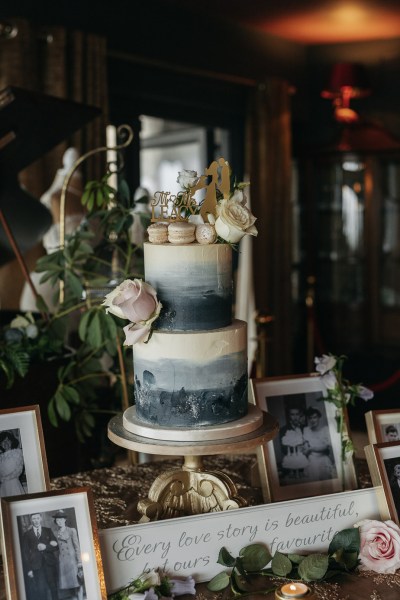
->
xmin=321 ymin=62 xmax=370 ymax=123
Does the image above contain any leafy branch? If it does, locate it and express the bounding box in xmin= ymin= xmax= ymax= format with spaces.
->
xmin=0 ymin=171 xmax=149 ymax=440
xmin=208 ymin=528 xmax=360 ymax=597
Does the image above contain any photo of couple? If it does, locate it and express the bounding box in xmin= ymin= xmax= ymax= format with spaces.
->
xmin=384 ymin=457 xmax=400 ymax=521
xmin=17 ymin=507 xmax=85 ymax=600
xmin=271 ymin=393 xmax=337 ymax=486
xmin=0 ymin=428 xmax=27 ymax=498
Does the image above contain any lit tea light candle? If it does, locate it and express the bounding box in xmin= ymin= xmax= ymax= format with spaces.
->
xmin=275 ymin=582 xmax=315 ymax=600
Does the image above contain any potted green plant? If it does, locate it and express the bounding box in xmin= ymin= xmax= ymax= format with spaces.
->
xmin=0 ymin=135 xmax=151 ymax=474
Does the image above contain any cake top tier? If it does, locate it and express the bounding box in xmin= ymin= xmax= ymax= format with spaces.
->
xmin=102 ymin=159 xmax=258 ymax=346
xmin=144 ymin=241 xmax=233 ymax=332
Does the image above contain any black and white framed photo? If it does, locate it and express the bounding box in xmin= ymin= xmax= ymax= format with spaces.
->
xmin=0 ymin=487 xmax=106 ymax=600
xmin=365 ymin=409 xmax=400 ymax=444
xmin=365 ymin=441 xmax=400 ymax=525
xmin=0 ymin=406 xmax=49 ymax=498
xmin=251 ymin=374 xmax=357 ymax=503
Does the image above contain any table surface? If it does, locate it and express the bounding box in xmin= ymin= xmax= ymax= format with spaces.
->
xmin=1 ymin=455 xmax=399 ymax=599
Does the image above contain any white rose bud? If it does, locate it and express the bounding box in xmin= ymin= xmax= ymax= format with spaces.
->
xmin=177 ymin=170 xmax=199 ymax=190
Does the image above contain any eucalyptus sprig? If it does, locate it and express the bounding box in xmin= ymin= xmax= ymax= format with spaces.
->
xmin=315 ymin=353 xmax=373 ymax=487
xmin=207 ymin=528 xmax=360 ymax=597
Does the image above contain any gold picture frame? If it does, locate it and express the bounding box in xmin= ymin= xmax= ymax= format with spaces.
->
xmin=0 ymin=405 xmax=50 ymax=498
xmin=251 ymin=373 xmax=357 ymax=503
xmin=365 ymin=441 xmax=400 ymax=525
xmin=365 ymin=409 xmax=400 ymax=444
xmin=0 ymin=487 xmax=107 ymax=600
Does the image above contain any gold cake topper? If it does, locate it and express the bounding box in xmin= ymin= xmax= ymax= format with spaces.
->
xmin=151 ymin=157 xmax=231 ymax=223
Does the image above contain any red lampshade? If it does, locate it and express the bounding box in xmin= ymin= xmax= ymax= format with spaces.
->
xmin=321 ymin=63 xmax=371 ymax=99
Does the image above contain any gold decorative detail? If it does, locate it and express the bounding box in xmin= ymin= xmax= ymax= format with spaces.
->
xmin=150 ymin=157 xmax=231 ymax=223
xmin=358 ymin=568 xmax=400 ymax=588
xmin=199 ymin=159 xmax=222 ymax=221
xmin=150 ymin=190 xmax=198 ymax=222
xmin=308 ymin=581 xmax=348 ymax=600
xmin=137 ymin=455 xmax=247 ymax=522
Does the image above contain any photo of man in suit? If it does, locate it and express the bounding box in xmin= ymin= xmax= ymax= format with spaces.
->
xmin=21 ymin=512 xmax=59 ymax=600
xmin=389 ymin=463 xmax=400 ymax=519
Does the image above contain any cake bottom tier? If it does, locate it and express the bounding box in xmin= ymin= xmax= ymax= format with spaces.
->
xmin=132 ymin=320 xmax=248 ymax=428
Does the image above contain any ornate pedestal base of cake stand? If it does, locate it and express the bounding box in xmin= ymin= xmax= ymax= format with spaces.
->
xmin=108 ymin=404 xmax=278 ymax=522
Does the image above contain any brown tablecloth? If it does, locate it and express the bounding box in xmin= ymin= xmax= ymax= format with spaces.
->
xmin=1 ymin=455 xmax=399 ymax=599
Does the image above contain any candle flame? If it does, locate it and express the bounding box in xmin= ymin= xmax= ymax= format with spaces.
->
xmin=290 ymin=585 xmax=296 ymax=591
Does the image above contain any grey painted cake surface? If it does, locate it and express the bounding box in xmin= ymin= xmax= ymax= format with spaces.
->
xmin=134 ymin=350 xmax=248 ymax=428
xmin=133 ymin=319 xmax=248 ymax=428
xmin=144 ymin=242 xmax=232 ymax=331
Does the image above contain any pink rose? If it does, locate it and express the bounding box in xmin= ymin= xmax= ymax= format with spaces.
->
xmin=103 ymin=279 xmax=162 ymax=346
xmin=357 ymin=519 xmax=400 ymax=574
xmin=103 ymin=279 xmax=160 ymax=323
xmin=123 ymin=323 xmax=152 ymax=346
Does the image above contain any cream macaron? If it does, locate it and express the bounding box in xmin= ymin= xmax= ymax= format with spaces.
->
xmin=195 ymin=223 xmax=217 ymax=245
xmin=168 ymin=221 xmax=196 ymax=244
xmin=147 ymin=223 xmax=169 ymax=244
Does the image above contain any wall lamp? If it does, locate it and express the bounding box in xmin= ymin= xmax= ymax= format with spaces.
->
xmin=321 ymin=62 xmax=371 ymax=123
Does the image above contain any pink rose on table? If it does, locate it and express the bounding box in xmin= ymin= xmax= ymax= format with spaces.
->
xmin=103 ymin=279 xmax=162 ymax=345
xmin=357 ymin=519 xmax=400 ymax=574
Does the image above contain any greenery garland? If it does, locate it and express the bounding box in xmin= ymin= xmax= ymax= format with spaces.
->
xmin=207 ymin=527 xmax=360 ymax=597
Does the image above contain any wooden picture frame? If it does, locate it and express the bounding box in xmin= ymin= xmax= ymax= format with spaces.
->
xmin=0 ymin=487 xmax=107 ymax=600
xmin=365 ymin=441 xmax=400 ymax=525
xmin=365 ymin=409 xmax=400 ymax=444
xmin=251 ymin=374 xmax=357 ymax=503
xmin=0 ymin=405 xmax=50 ymax=498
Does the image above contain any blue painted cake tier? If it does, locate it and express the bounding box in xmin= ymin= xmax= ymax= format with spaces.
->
xmin=144 ymin=242 xmax=232 ymax=331
xmin=133 ymin=320 xmax=248 ymax=428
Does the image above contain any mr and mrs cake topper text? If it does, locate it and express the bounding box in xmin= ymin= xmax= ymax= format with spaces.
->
xmin=150 ymin=158 xmax=231 ymax=223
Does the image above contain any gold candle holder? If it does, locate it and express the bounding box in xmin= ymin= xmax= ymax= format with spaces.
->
xmin=275 ymin=582 xmax=315 ymax=600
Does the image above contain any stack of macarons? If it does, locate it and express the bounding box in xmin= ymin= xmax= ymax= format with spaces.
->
xmin=147 ymin=221 xmax=217 ymax=245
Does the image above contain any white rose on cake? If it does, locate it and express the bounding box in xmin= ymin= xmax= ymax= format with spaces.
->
xmin=177 ymin=169 xmax=200 ymax=190
xmin=214 ymin=192 xmax=258 ymax=244
xmin=102 ymin=279 xmax=162 ymax=345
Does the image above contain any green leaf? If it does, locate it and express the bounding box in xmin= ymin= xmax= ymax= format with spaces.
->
xmin=47 ymin=398 xmax=59 ymax=427
xmin=54 ymin=390 xmax=72 ymax=421
xmin=78 ymin=310 xmax=92 ymax=341
xmin=118 ymin=179 xmax=131 ymax=205
xmin=271 ymin=551 xmax=293 ymax=577
xmin=328 ymin=528 xmax=360 ymax=555
xmin=234 ymin=556 xmax=248 ymax=580
xmin=331 ymin=548 xmax=359 ymax=571
xmin=86 ymin=312 xmax=102 ymax=348
xmin=288 ymin=554 xmax=306 ymax=564
xmin=217 ymin=547 xmax=236 ymax=567
xmin=298 ymin=554 xmax=329 ymax=581
xmin=35 ymin=294 xmax=50 ymax=314
xmin=99 ymin=310 xmax=118 ymax=341
xmin=239 ymin=544 xmax=272 ymax=571
xmin=0 ymin=358 xmax=15 ymax=388
xmin=231 ymin=569 xmax=249 ymax=593
xmin=65 ymin=270 xmax=84 ymax=299
xmin=207 ymin=572 xmax=230 ymax=592
xmin=62 ymin=385 xmax=80 ymax=406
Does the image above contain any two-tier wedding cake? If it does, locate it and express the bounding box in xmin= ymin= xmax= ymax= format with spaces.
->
xmin=104 ymin=159 xmax=257 ymax=432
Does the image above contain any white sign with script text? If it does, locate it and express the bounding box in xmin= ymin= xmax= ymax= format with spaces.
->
xmin=99 ymin=487 xmax=380 ymax=593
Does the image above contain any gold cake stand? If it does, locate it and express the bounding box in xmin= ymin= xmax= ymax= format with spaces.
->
xmin=108 ymin=404 xmax=278 ymax=521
